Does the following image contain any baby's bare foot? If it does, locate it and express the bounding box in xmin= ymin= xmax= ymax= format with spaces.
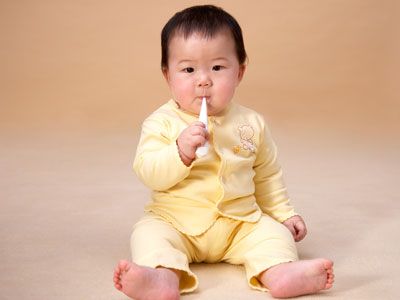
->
xmin=113 ymin=260 xmax=180 ymax=300
xmin=260 ymin=258 xmax=334 ymax=298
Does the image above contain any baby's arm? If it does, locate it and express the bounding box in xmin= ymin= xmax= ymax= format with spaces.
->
xmin=254 ymin=129 xmax=307 ymax=242
xmin=133 ymin=116 xmax=193 ymax=191
xmin=253 ymin=120 xmax=298 ymax=223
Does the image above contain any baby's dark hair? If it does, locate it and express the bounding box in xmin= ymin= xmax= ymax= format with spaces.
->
xmin=161 ymin=5 xmax=247 ymax=70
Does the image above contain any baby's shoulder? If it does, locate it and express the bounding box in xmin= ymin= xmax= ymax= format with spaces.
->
xmin=142 ymin=101 xmax=178 ymax=125
xmin=231 ymin=103 xmax=266 ymax=128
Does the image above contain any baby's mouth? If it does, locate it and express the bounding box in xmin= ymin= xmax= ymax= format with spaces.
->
xmin=198 ymin=96 xmax=210 ymax=103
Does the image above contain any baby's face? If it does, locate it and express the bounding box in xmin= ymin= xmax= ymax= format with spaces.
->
xmin=163 ymin=30 xmax=245 ymax=116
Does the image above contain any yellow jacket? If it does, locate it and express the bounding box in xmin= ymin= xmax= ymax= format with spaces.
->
xmin=133 ymin=99 xmax=296 ymax=236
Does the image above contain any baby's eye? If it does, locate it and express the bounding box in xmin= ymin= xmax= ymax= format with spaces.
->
xmin=183 ymin=67 xmax=194 ymax=73
xmin=212 ymin=65 xmax=224 ymax=71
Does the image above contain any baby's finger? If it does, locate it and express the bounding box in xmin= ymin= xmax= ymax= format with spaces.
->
xmin=190 ymin=125 xmax=208 ymax=137
xmin=191 ymin=135 xmax=207 ymax=148
xmin=191 ymin=121 xmax=206 ymax=128
xmin=295 ymin=220 xmax=305 ymax=232
xmin=295 ymin=224 xmax=307 ymax=241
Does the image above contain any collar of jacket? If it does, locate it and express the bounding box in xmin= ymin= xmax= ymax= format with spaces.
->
xmin=167 ymin=98 xmax=234 ymax=126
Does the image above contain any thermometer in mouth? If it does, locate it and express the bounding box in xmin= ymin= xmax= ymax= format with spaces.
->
xmin=195 ymin=97 xmax=209 ymax=158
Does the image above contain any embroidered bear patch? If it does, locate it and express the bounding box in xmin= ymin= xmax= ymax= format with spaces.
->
xmin=236 ymin=124 xmax=256 ymax=153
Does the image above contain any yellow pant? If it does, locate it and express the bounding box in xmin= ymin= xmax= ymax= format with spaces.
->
xmin=130 ymin=213 xmax=298 ymax=293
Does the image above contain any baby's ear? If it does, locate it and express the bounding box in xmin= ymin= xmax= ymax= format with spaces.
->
xmin=162 ymin=67 xmax=170 ymax=82
xmin=237 ymin=64 xmax=246 ymax=82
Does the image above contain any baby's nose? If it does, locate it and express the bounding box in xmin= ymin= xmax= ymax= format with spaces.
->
xmin=197 ymin=80 xmax=211 ymax=87
xmin=197 ymin=72 xmax=212 ymax=87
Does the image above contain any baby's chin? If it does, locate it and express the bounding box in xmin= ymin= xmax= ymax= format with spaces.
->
xmin=210 ymin=103 xmax=232 ymax=116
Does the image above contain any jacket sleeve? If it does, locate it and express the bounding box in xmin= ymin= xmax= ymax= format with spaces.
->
xmin=133 ymin=115 xmax=191 ymax=191
xmin=253 ymin=121 xmax=297 ymax=222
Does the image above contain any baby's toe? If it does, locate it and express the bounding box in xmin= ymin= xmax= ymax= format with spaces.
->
xmin=113 ymin=275 xmax=120 ymax=283
xmin=323 ymin=259 xmax=333 ymax=270
xmin=118 ymin=260 xmax=131 ymax=272
xmin=325 ymin=282 xmax=333 ymax=289
xmin=114 ymin=282 xmax=123 ymax=290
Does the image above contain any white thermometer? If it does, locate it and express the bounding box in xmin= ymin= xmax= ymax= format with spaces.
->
xmin=195 ymin=97 xmax=209 ymax=157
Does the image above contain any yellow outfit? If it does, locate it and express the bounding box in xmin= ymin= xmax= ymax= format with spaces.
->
xmin=131 ymin=99 xmax=299 ymax=292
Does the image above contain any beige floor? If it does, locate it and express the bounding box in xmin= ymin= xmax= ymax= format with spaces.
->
xmin=1 ymin=127 xmax=399 ymax=300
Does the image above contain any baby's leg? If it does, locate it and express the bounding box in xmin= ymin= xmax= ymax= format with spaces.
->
xmin=259 ymin=259 xmax=334 ymax=298
xmin=113 ymin=213 xmax=198 ymax=299
xmin=223 ymin=214 xmax=334 ymax=297
xmin=113 ymin=260 xmax=180 ymax=300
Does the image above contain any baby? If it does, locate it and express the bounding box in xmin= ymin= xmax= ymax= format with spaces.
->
xmin=113 ymin=5 xmax=334 ymax=300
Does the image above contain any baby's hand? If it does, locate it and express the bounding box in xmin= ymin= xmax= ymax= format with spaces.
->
xmin=177 ymin=121 xmax=209 ymax=166
xmin=282 ymin=215 xmax=307 ymax=242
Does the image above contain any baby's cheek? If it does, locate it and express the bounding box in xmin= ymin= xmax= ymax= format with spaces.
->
xmin=219 ymin=81 xmax=236 ymax=101
xmin=173 ymin=78 xmax=193 ymax=98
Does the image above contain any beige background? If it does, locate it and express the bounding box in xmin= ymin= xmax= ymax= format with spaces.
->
xmin=1 ymin=0 xmax=399 ymax=136
xmin=1 ymin=1 xmax=399 ymax=299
